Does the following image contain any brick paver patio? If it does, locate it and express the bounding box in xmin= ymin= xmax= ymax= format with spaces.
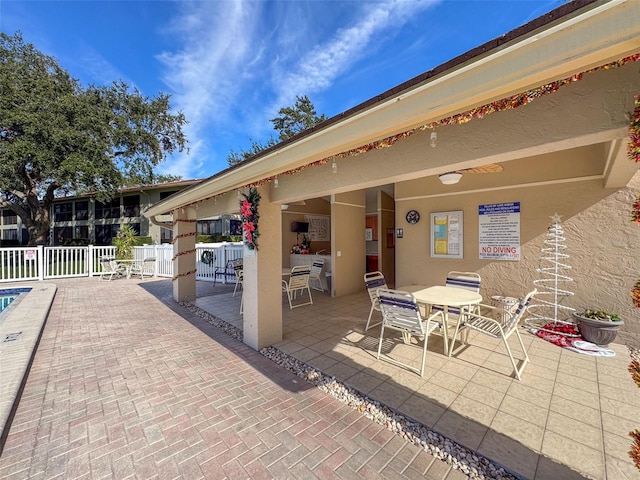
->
xmin=0 ymin=278 xmax=467 ymax=479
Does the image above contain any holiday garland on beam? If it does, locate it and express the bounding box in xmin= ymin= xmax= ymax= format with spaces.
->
xmin=240 ymin=187 xmax=261 ymax=250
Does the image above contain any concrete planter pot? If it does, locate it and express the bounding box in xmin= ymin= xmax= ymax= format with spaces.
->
xmin=573 ymin=312 xmax=624 ymax=346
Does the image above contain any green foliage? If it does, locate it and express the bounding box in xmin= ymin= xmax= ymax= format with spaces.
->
xmin=121 ymin=174 xmax=183 ymax=187
xmin=270 ymin=95 xmax=327 ymax=141
xmin=197 ymin=234 xmax=242 ymax=243
xmin=63 ymin=238 xmax=90 ymax=246
xmin=581 ymin=309 xmax=621 ymax=322
xmin=226 ymin=95 xmax=325 ymax=167
xmin=132 ymin=236 xmax=153 ymax=246
xmin=111 ymin=225 xmax=136 ymax=259
xmin=0 ymin=32 xmax=188 ymax=245
xmin=227 ymin=137 xmax=278 ymax=167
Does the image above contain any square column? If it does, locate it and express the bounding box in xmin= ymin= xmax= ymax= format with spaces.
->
xmin=241 ymin=186 xmax=283 ymax=350
xmin=172 ymin=209 xmax=196 ymax=302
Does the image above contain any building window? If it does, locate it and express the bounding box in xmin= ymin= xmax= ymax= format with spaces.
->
xmin=2 ymin=209 xmax=18 ymax=225
xmin=94 ymin=224 xmax=120 ymax=245
xmin=75 ymin=201 xmax=88 ymax=221
xmin=75 ymin=225 xmax=88 ymax=241
xmin=54 ymin=202 xmax=73 ymax=222
xmin=160 ymin=190 xmax=179 ymax=200
xmin=2 ymin=228 xmax=18 ymax=240
xmin=160 ymin=228 xmax=173 ymax=244
xmin=53 ymin=226 xmax=72 ymax=245
xmin=95 ymin=199 xmax=120 ymax=219
xmin=230 ymin=219 xmax=242 ymax=236
xmin=123 ymin=195 xmax=140 ymax=217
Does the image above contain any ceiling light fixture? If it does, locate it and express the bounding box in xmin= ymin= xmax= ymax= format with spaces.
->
xmin=439 ymin=172 xmax=462 ymax=185
xmin=281 ymin=204 xmax=289 ymax=210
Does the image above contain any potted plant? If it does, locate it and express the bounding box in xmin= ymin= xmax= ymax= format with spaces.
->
xmin=572 ymin=309 xmax=624 ymax=346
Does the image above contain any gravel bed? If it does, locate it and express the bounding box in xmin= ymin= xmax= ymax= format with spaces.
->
xmin=182 ymin=302 xmax=522 ymax=480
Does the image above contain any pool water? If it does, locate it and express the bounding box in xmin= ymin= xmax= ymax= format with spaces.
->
xmin=0 ymin=294 xmax=17 ymax=312
xmin=0 ymin=288 xmax=32 ymax=324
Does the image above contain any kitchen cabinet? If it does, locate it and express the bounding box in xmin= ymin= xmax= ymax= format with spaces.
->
xmin=366 ymin=255 xmax=378 ymax=273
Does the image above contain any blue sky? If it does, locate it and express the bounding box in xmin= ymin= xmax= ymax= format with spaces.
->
xmin=1 ymin=0 xmax=565 ymax=180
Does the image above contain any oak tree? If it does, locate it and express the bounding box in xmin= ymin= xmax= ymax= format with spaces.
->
xmin=0 ymin=32 xmax=188 ymax=245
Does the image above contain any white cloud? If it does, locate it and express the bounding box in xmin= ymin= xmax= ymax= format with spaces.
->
xmin=270 ymin=0 xmax=438 ymax=112
xmin=156 ymin=0 xmax=439 ymax=178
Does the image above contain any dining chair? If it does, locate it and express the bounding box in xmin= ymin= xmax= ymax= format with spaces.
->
xmin=364 ymin=271 xmax=387 ymax=330
xmin=282 ymin=265 xmax=313 ymax=309
xmin=376 ymin=288 xmax=444 ymax=377
xmin=450 ymin=289 xmax=537 ymax=380
xmin=308 ymin=258 xmax=326 ymax=292
xmin=129 ymin=257 xmax=156 ymax=279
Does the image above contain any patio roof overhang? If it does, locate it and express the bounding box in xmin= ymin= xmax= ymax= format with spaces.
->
xmin=144 ymin=0 xmax=640 ymax=219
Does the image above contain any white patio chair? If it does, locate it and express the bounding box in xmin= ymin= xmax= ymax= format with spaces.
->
xmin=282 ymin=265 xmax=313 ymax=309
xmin=450 ymin=289 xmax=537 ymax=380
xmin=129 ymin=257 xmax=156 ymax=279
xmin=99 ymin=257 xmax=121 ymax=281
xmin=308 ymin=258 xmax=325 ymax=292
xmin=376 ymin=288 xmax=444 ymax=377
xmin=364 ymin=271 xmax=387 ymax=330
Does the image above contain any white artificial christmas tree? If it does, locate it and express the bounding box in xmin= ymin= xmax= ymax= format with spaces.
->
xmin=525 ymin=213 xmax=578 ymax=335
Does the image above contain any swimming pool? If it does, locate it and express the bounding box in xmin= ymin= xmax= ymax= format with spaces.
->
xmin=0 ymin=288 xmax=32 ymax=324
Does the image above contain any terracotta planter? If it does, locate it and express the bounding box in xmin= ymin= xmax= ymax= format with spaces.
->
xmin=573 ymin=312 xmax=624 ymax=346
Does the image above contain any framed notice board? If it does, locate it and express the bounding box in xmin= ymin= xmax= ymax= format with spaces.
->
xmin=430 ymin=211 xmax=463 ymax=258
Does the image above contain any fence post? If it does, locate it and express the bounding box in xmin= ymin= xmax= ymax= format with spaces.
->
xmin=37 ymin=245 xmax=44 ymax=281
xmin=88 ymin=245 xmax=94 ymax=276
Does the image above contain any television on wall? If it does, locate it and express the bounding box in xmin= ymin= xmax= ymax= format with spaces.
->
xmin=291 ymin=221 xmax=309 ymax=233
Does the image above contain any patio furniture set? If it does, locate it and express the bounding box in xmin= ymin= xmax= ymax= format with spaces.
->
xmin=98 ymin=257 xmax=156 ymax=281
xmin=365 ymin=270 xmax=537 ymax=380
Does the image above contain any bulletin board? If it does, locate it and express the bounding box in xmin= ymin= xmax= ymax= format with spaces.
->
xmin=305 ymin=215 xmax=330 ymax=242
xmin=430 ymin=211 xmax=463 ymax=258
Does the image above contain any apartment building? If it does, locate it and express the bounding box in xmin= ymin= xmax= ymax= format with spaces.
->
xmin=0 ymin=179 xmax=241 ymax=246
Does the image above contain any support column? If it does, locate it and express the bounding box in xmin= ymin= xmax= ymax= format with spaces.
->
xmin=241 ymin=186 xmax=283 ymax=350
xmin=331 ymin=190 xmax=366 ymax=296
xmin=172 ymin=209 xmax=197 ymax=302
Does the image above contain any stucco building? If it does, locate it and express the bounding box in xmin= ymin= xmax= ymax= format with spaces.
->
xmin=144 ymin=0 xmax=640 ymax=349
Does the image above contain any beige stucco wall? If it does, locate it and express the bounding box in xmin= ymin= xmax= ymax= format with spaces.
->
xmin=332 ymin=190 xmax=366 ymax=296
xmin=281 ymin=198 xmax=331 ymax=267
xmin=395 ymin=170 xmax=640 ymax=336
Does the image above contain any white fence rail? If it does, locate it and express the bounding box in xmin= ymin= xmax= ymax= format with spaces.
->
xmin=0 ymin=243 xmax=243 ymax=283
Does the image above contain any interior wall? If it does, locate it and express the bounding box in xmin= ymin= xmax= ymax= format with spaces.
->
xmin=379 ymin=190 xmax=396 ymax=287
xmin=281 ymin=198 xmax=331 ymax=267
xmin=332 ymin=190 xmax=366 ymax=296
xmin=395 ymin=170 xmax=640 ymax=336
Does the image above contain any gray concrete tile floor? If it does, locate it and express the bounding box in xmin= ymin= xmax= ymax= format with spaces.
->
xmin=196 ymin=281 xmax=640 ymax=480
xmin=1 ymin=276 xmax=639 ymax=479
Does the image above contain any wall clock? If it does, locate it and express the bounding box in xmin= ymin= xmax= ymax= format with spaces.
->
xmin=405 ymin=210 xmax=420 ymax=224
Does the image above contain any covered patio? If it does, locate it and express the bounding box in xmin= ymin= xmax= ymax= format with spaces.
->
xmin=192 ymin=282 xmax=639 ymax=480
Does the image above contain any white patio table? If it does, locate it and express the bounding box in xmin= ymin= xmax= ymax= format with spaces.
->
xmin=411 ymin=285 xmax=482 ymax=356
xmin=115 ymin=259 xmax=140 ymax=279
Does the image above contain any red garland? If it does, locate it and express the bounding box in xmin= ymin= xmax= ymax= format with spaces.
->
xmin=239 ymin=53 xmax=640 ymax=190
xmin=629 ymin=94 xmax=640 ymax=163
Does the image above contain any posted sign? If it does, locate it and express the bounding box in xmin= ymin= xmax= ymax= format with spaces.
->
xmin=479 ymin=202 xmax=520 ymax=261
